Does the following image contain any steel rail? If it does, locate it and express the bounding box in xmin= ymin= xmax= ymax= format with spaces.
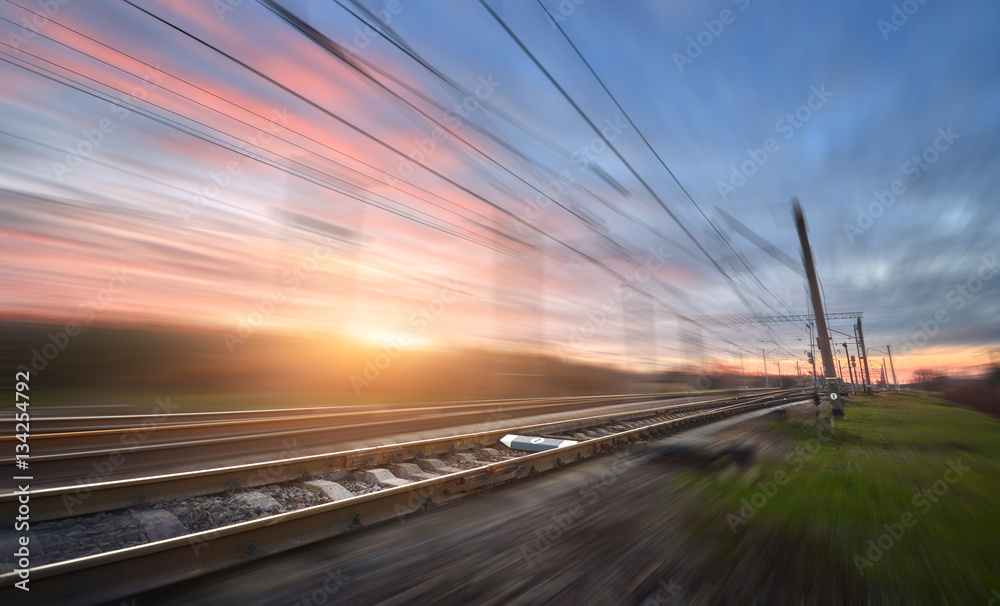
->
xmin=0 ymin=390 xmax=764 ymax=455
xmin=0 ymin=389 xmax=764 ymax=433
xmin=0 ymin=392 xmax=807 ymax=605
xmin=0 ymin=392 xmax=766 ymax=483
xmin=0 ymin=390 xmax=794 ymax=523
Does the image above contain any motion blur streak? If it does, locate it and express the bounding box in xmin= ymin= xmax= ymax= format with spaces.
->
xmin=0 ymin=1 xmax=997 ymax=399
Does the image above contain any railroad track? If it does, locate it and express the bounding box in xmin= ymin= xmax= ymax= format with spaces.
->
xmin=0 ymin=389 xmax=807 ymax=604
xmin=0 ymin=390 xmax=757 ymax=434
xmin=0 ymin=389 xmax=761 ymax=447
xmin=2 ymin=389 xmax=787 ymax=523
xmin=0 ymin=389 xmax=768 ymax=489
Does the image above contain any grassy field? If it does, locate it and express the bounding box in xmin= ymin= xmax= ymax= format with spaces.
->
xmin=669 ymin=391 xmax=1000 ymax=604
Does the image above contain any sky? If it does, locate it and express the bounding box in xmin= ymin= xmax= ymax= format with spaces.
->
xmin=1 ymin=0 xmax=998 ymax=382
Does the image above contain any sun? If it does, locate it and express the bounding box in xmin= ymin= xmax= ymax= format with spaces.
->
xmin=357 ymin=329 xmax=398 ymax=345
xmin=351 ymin=327 xmax=430 ymax=349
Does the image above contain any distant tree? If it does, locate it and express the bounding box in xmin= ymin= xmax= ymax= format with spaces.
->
xmin=913 ymin=368 xmax=947 ymax=389
xmin=913 ymin=368 xmax=934 ymax=386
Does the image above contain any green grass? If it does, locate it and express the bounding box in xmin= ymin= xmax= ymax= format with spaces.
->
xmin=670 ymin=392 xmax=1000 ymax=603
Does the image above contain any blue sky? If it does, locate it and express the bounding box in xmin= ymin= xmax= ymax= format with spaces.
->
xmin=1 ymin=0 xmax=997 ymax=378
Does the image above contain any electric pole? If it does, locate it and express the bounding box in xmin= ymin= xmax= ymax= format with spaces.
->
xmin=853 ymin=326 xmax=864 ymax=389
xmin=763 ymin=348 xmax=769 ymax=388
xmin=793 ymin=198 xmax=843 ymax=414
xmin=857 ymin=318 xmax=873 ymax=395
xmin=870 ymin=345 xmax=900 ymax=392
xmin=806 ymin=322 xmax=816 ymax=389
xmin=886 ymin=345 xmax=898 ymax=391
xmin=843 ymin=343 xmax=856 ymax=394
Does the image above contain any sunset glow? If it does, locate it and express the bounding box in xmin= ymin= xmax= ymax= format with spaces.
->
xmin=1 ymin=0 xmax=997 ymax=391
